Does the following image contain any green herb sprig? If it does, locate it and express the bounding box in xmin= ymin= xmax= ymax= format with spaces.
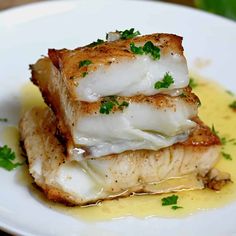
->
xmin=88 ymin=39 xmax=105 ymax=47
xmin=100 ymin=96 xmax=129 ymax=115
xmin=226 ymin=90 xmax=234 ymax=96
xmin=120 ymin=28 xmax=141 ymax=40
xmin=154 ymin=72 xmax=174 ymax=89
xmin=171 ymin=205 xmax=183 ymax=210
xmin=189 ymin=78 xmax=198 ymax=88
xmin=0 ymin=118 xmax=8 ymax=122
xmin=161 ymin=194 xmax=183 ymax=210
xmin=211 ymin=124 xmax=219 ymax=136
xmin=79 ymin=60 xmax=92 ymax=68
xmin=211 ymin=124 xmax=236 ymax=146
xmin=211 ymin=125 xmax=235 ymax=161
xmin=130 ymin=41 xmax=160 ymax=60
xmin=161 ymin=194 xmax=178 ymax=206
xmin=0 ymin=145 xmax=23 ymax=171
xmin=221 ymin=151 xmax=232 ymax=160
xmin=82 ymin=72 xmax=88 ymax=78
xmin=229 ymin=101 xmax=236 ymax=110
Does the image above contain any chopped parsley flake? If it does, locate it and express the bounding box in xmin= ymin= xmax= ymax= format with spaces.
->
xmin=82 ymin=72 xmax=88 ymax=78
xmin=221 ymin=151 xmax=232 ymax=160
xmin=171 ymin=205 xmax=183 ymax=210
xmin=229 ymin=101 xmax=236 ymax=110
xmin=211 ymin=124 xmax=219 ymax=136
xmin=226 ymin=90 xmax=234 ymax=96
xmin=161 ymin=194 xmax=183 ymax=210
xmin=142 ymin=41 xmax=161 ymax=60
xmin=189 ymin=78 xmax=198 ymax=88
xmin=119 ymin=101 xmax=129 ymax=109
xmin=79 ymin=60 xmax=92 ymax=68
xmin=0 ymin=145 xmax=23 ymax=171
xmin=220 ymin=137 xmax=227 ymax=145
xmin=120 ymin=28 xmax=141 ymax=39
xmin=130 ymin=42 xmax=144 ymax=55
xmin=88 ymin=39 xmax=105 ymax=47
xmin=130 ymin=41 xmax=160 ymax=60
xmin=0 ymin=118 xmax=8 ymax=122
xmin=154 ymin=72 xmax=174 ymax=89
xmin=100 ymin=96 xmax=129 ymax=114
xmin=161 ymin=194 xmax=178 ymax=206
xmin=211 ymin=125 xmax=236 ymax=146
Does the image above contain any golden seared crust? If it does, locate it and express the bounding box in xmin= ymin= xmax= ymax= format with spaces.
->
xmin=20 ymin=107 xmax=224 ymax=206
xmin=48 ymin=33 xmax=184 ymax=91
xmin=79 ymin=87 xmax=200 ymax=115
xmin=182 ymin=117 xmax=221 ymax=146
xmin=30 ymin=57 xmax=199 ymax=147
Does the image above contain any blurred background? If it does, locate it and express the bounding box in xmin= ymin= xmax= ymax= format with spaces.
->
xmin=0 ymin=0 xmax=236 ymax=20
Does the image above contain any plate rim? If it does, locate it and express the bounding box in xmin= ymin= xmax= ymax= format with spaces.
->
xmin=0 ymin=0 xmax=236 ymax=235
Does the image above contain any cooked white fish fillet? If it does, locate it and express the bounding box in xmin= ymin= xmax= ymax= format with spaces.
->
xmin=19 ymin=107 xmax=228 ymax=206
xmin=31 ymin=58 xmax=199 ymax=158
xmin=48 ymin=33 xmax=188 ymax=102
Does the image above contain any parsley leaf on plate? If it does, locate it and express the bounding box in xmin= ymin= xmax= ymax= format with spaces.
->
xmin=189 ymin=78 xmax=198 ymax=88
xmin=161 ymin=194 xmax=178 ymax=206
xmin=161 ymin=194 xmax=183 ymax=210
xmin=229 ymin=101 xmax=236 ymax=110
xmin=171 ymin=205 xmax=183 ymax=210
xmin=221 ymin=151 xmax=232 ymax=160
xmin=0 ymin=145 xmax=23 ymax=171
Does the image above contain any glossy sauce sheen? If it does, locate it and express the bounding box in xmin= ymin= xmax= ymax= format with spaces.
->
xmin=2 ymin=77 xmax=236 ymax=221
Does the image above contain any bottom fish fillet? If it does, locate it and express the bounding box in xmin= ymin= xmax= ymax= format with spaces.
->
xmin=20 ymin=107 xmax=230 ymax=206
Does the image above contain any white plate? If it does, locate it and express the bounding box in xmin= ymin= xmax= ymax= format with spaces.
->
xmin=0 ymin=1 xmax=236 ymax=235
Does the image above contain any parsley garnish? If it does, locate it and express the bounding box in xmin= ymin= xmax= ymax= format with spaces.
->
xmin=161 ymin=194 xmax=183 ymax=210
xmin=154 ymin=72 xmax=174 ymax=89
xmin=161 ymin=194 xmax=178 ymax=206
xmin=211 ymin=124 xmax=219 ymax=136
xmin=226 ymin=90 xmax=234 ymax=96
xmin=119 ymin=101 xmax=129 ymax=108
xmin=82 ymin=72 xmax=88 ymax=78
xmin=130 ymin=41 xmax=160 ymax=60
xmin=211 ymin=124 xmax=236 ymax=146
xmin=143 ymin=41 xmax=161 ymax=60
xmin=99 ymin=96 xmax=129 ymax=114
xmin=171 ymin=205 xmax=183 ymax=210
xmin=189 ymin=78 xmax=198 ymax=88
xmin=88 ymin=39 xmax=105 ymax=47
xmin=120 ymin=28 xmax=141 ymax=39
xmin=221 ymin=151 xmax=232 ymax=160
xmin=0 ymin=118 xmax=8 ymax=122
xmin=220 ymin=137 xmax=227 ymax=145
xmin=79 ymin=60 xmax=92 ymax=68
xmin=229 ymin=101 xmax=236 ymax=110
xmin=130 ymin=42 xmax=144 ymax=55
xmin=0 ymin=145 xmax=23 ymax=171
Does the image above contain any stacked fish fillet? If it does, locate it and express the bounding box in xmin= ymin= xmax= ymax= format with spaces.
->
xmin=20 ymin=32 xmax=229 ymax=206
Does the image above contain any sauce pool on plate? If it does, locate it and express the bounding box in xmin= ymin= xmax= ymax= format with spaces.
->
xmin=1 ymin=74 xmax=236 ymax=221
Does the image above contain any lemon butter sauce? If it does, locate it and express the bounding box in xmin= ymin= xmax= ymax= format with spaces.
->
xmin=1 ymin=75 xmax=236 ymax=221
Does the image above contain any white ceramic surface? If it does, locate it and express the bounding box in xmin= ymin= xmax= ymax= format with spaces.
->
xmin=0 ymin=1 xmax=236 ymax=235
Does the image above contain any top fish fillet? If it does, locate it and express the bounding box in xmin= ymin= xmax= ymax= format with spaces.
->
xmin=48 ymin=33 xmax=188 ymax=102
